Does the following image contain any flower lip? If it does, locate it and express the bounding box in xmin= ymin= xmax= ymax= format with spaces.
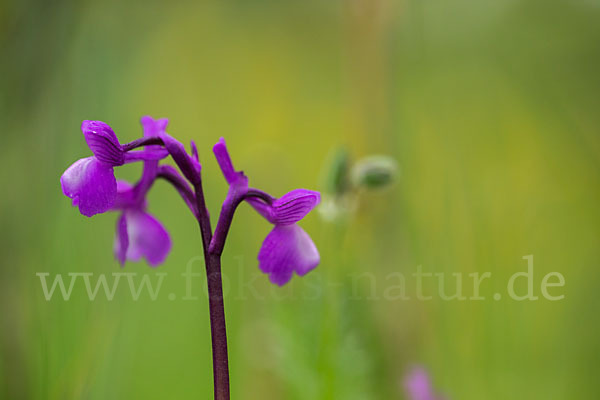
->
xmin=60 ymin=156 xmax=117 ymax=217
xmin=257 ymin=224 xmax=320 ymax=286
xmin=82 ymin=120 xmax=124 ymax=166
xmin=114 ymin=209 xmax=172 ymax=267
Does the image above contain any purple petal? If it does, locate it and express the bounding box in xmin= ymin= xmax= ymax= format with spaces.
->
xmin=258 ymin=224 xmax=319 ymax=286
xmin=213 ymin=138 xmax=237 ymax=184
xmin=117 ymin=180 xmax=133 ymax=192
xmin=119 ymin=210 xmax=171 ymax=266
xmin=140 ymin=116 xmax=168 ymax=138
xmin=114 ymin=213 xmax=129 ymax=265
xmin=81 ymin=120 xmax=124 ymax=166
xmin=60 ymin=156 xmax=117 ymax=217
xmin=270 ymin=189 xmax=320 ymax=225
xmin=112 ymin=180 xmax=140 ymax=210
xmin=212 ymin=137 xmax=248 ymax=187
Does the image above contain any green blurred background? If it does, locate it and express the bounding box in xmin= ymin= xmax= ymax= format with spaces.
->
xmin=1 ymin=0 xmax=599 ymax=398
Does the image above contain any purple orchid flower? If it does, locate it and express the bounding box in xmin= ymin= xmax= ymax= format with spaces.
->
xmin=61 ymin=116 xmax=322 ymax=399
xmin=404 ymin=367 xmax=447 ymax=400
xmin=212 ymin=138 xmax=320 ymax=286
xmin=61 ymin=117 xmax=173 ymax=265
xmin=60 ymin=120 xmax=167 ymax=217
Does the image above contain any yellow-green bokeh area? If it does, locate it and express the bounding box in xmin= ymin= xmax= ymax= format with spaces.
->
xmin=1 ymin=0 xmax=599 ymax=399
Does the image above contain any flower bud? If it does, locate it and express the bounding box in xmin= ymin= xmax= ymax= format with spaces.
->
xmin=351 ymin=155 xmax=398 ymax=190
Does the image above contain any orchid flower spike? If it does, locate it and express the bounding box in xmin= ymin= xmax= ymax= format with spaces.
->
xmin=61 ymin=116 xmax=325 ymax=398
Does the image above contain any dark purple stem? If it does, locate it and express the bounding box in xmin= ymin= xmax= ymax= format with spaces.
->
xmin=155 ymin=138 xmax=230 ymax=400
xmin=132 ymin=135 xmax=272 ymax=400
xmin=193 ymin=180 xmax=230 ymax=400
xmin=208 ymin=193 xmax=242 ymax=256
xmin=209 ymin=189 xmax=274 ymax=255
xmin=198 ymin=186 xmax=273 ymax=397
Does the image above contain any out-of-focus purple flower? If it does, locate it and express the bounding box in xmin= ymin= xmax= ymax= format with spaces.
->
xmin=404 ymin=367 xmax=446 ymax=400
xmin=112 ymin=117 xmax=172 ymax=266
xmin=112 ymin=180 xmax=171 ymax=267
xmin=60 ymin=120 xmax=167 ymax=217
xmin=136 ymin=116 xmax=167 ymax=197
xmin=213 ymin=138 xmax=320 ymax=286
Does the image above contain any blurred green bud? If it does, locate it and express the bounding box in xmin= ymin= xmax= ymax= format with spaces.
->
xmin=323 ymin=147 xmax=350 ymax=196
xmin=350 ymin=155 xmax=398 ymax=190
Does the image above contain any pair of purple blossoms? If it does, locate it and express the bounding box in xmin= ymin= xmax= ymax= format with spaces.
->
xmin=60 ymin=117 xmax=320 ymax=286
